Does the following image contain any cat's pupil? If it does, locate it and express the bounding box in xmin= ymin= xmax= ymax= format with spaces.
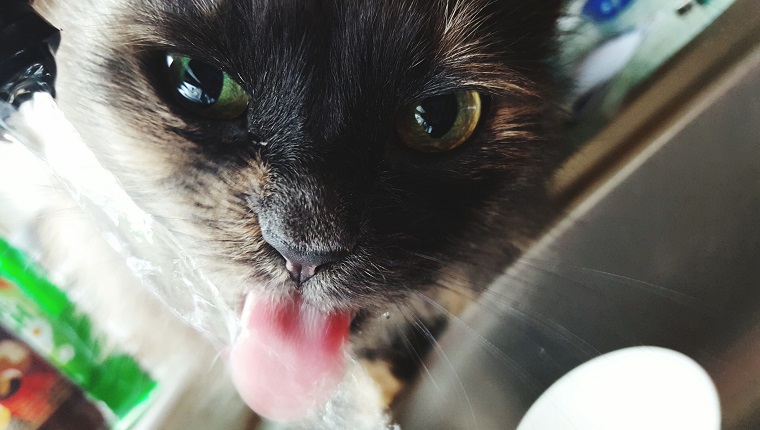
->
xmin=413 ymin=94 xmax=458 ymax=138
xmin=163 ymin=53 xmax=249 ymax=120
xmin=176 ymin=59 xmax=224 ymax=107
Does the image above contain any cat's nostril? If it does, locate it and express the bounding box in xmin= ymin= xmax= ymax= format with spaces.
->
xmin=265 ymin=236 xmax=348 ymax=285
xmin=282 ymin=249 xmax=347 ymax=285
xmin=260 ymin=223 xmax=351 ymax=285
xmin=284 ymin=259 xmax=317 ymax=285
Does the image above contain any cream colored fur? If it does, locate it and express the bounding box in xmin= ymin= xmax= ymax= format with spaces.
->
xmin=0 ymin=1 xmax=391 ymax=428
xmin=0 ymin=128 xmax=255 ymax=430
xmin=0 ymin=1 xmax=256 ymax=428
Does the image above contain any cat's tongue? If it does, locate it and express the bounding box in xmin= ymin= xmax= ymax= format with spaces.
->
xmin=228 ymin=292 xmax=351 ymax=421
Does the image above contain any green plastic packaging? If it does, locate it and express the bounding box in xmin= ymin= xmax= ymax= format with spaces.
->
xmin=0 ymin=236 xmax=156 ymax=427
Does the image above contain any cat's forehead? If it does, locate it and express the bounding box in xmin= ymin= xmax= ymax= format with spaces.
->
xmin=115 ymin=0 xmax=555 ymax=139
xmin=136 ymin=1 xmax=492 ymax=67
xmin=129 ymin=0 xmax=529 ymax=99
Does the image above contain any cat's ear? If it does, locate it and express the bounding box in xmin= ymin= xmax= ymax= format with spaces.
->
xmin=470 ymin=1 xmax=565 ymax=61
xmin=536 ymin=1 xmax=567 ymax=29
xmin=501 ymin=1 xmax=566 ymax=32
xmin=530 ymin=1 xmax=566 ymax=36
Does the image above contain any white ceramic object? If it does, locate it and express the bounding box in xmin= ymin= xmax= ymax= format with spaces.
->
xmin=517 ymin=347 xmax=721 ymax=430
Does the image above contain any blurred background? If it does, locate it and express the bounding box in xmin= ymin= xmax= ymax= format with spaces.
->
xmin=1 ymin=0 xmax=759 ymax=428
xmin=398 ymin=0 xmax=760 ymax=428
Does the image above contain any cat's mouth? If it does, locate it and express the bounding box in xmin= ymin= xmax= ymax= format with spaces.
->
xmin=227 ymin=290 xmax=353 ymax=421
xmin=219 ymin=236 xmax=426 ymax=420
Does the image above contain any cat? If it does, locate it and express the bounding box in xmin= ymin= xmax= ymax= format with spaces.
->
xmin=3 ymin=0 xmax=566 ymax=427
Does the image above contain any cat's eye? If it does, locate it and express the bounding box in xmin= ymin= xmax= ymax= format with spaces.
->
xmin=163 ymin=53 xmax=249 ymax=120
xmin=396 ymin=91 xmax=482 ymax=152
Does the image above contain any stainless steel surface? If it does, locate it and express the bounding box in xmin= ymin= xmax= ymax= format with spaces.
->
xmin=397 ymin=21 xmax=760 ymax=430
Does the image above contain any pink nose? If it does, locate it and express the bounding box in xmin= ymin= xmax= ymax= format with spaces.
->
xmin=284 ymin=259 xmax=318 ymax=284
xmin=272 ymin=246 xmax=347 ymax=286
xmin=260 ymin=223 xmax=351 ymax=286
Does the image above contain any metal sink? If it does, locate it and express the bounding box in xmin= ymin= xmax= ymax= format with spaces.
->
xmin=398 ymin=1 xmax=760 ymax=428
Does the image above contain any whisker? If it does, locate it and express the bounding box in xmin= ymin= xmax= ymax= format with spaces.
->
xmin=515 ymin=258 xmax=706 ymax=309
xmin=411 ymin=289 xmax=560 ymax=394
xmin=404 ymin=246 xmax=710 ymax=314
xmin=395 ymin=302 xmax=479 ymax=429
xmin=390 ymin=303 xmax=443 ymax=395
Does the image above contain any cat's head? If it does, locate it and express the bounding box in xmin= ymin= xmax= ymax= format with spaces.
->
xmin=43 ymin=0 xmax=566 ymax=419
xmin=48 ymin=0 xmax=563 ymax=336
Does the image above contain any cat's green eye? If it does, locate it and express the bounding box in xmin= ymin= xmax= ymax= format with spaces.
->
xmin=396 ymin=90 xmax=482 ymax=152
xmin=164 ymin=53 xmax=249 ymax=120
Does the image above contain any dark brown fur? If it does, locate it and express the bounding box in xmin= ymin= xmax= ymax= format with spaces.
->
xmin=42 ymin=0 xmax=565 ymax=412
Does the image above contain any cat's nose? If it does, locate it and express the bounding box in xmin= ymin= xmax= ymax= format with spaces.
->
xmin=281 ymin=248 xmax=348 ymax=285
xmin=263 ymin=233 xmax=348 ymax=285
xmin=284 ymin=259 xmax=317 ymax=285
xmin=282 ymin=250 xmax=345 ymax=285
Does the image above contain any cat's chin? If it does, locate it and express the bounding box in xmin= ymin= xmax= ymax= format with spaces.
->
xmin=227 ymin=291 xmax=352 ymax=421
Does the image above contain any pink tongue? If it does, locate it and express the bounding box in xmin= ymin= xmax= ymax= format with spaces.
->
xmin=228 ymin=293 xmax=351 ymax=421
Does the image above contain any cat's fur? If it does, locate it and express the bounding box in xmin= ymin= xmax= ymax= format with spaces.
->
xmin=4 ymin=0 xmax=564 ymax=427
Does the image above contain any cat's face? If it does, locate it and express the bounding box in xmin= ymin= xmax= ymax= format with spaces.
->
xmin=47 ymin=0 xmax=562 ymax=319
